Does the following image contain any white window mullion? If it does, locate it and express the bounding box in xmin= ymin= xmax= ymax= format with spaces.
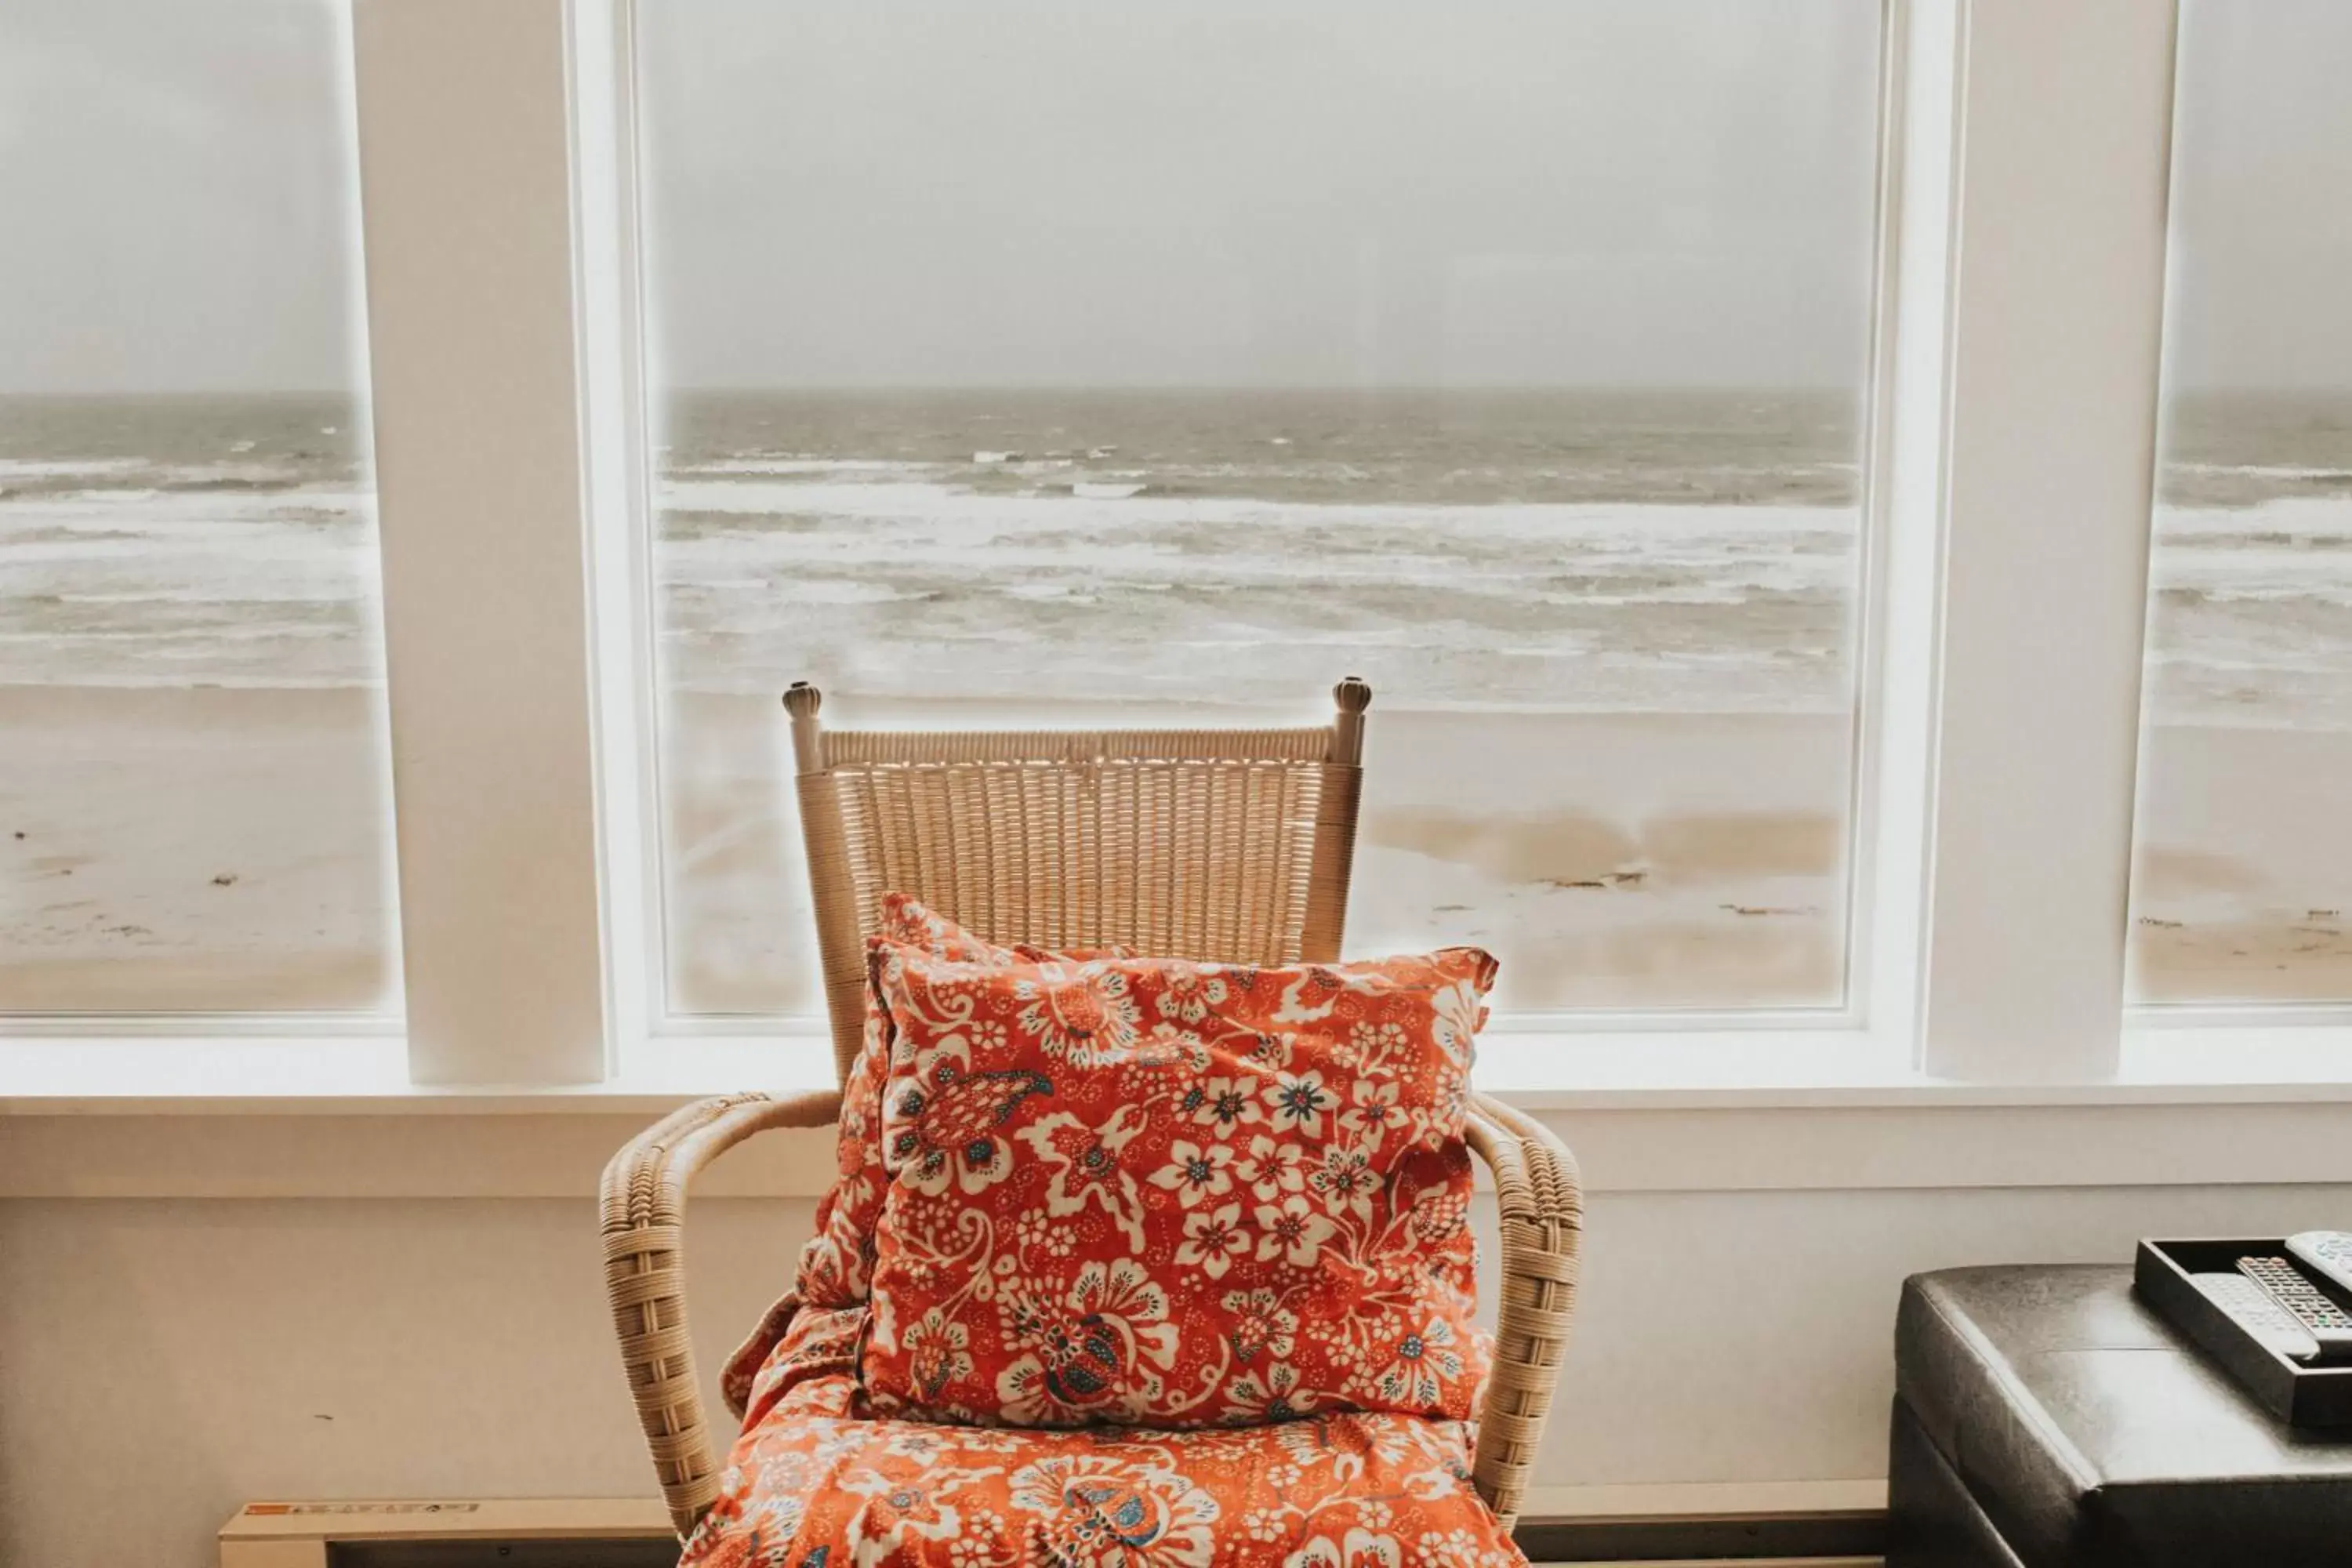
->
xmin=351 ymin=0 xmax=608 ymax=1084
xmin=572 ymin=0 xmax=662 ymax=1050
xmin=1856 ymin=0 xmax=1958 ymax=1053
xmin=1912 ymin=0 xmax=2178 ymax=1080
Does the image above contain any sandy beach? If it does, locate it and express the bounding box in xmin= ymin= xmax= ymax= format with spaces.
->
xmin=2129 ymin=721 xmax=2352 ymax=1003
xmin=0 ymin=684 xmax=399 ymax=1013
xmin=655 ymin=692 xmax=1859 ymax=1015
xmin=650 ymin=690 xmax=2352 ymax=1015
xmin=9 ymin=686 xmax=2343 ymax=1020
xmin=7 ymin=685 xmax=2350 ymax=1016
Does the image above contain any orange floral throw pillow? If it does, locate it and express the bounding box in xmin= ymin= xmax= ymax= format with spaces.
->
xmin=860 ymin=940 xmax=1497 ymax=1428
xmin=721 ymin=895 xmax=1115 ymax=1416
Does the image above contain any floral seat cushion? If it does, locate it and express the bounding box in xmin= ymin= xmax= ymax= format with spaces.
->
xmin=685 ymin=1360 xmax=1527 ymax=1568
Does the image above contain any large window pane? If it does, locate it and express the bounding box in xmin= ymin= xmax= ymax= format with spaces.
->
xmin=638 ymin=0 xmax=1883 ymax=1015
xmin=0 ymin=1 xmax=397 ymax=1012
xmin=2129 ymin=0 xmax=2352 ymax=1005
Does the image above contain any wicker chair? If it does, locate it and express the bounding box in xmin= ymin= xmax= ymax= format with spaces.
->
xmin=601 ymin=679 xmax=1583 ymax=1542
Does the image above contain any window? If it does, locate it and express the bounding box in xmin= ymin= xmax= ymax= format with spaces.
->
xmin=0 ymin=0 xmax=396 ymax=1014
xmin=2129 ymin=0 xmax=2352 ymax=1007
xmin=0 ymin=0 xmax=2263 ymax=1092
xmin=635 ymin=0 xmax=1886 ymax=1018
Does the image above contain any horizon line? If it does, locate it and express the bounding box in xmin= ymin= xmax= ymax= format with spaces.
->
xmin=7 ymin=382 xmax=2352 ymax=400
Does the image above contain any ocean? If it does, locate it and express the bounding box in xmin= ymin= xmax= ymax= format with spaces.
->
xmin=4 ymin=388 xmax=2351 ymax=725
xmin=657 ymin=389 xmax=1861 ymax=717
xmin=0 ymin=393 xmax=379 ymax=688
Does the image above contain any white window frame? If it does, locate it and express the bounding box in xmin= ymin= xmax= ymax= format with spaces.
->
xmin=6 ymin=0 xmax=2348 ymax=1110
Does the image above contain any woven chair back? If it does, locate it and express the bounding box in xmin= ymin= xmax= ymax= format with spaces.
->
xmin=784 ymin=679 xmax=1372 ymax=1084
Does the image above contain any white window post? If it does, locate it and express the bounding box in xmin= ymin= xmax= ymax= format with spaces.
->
xmin=353 ymin=0 xmax=611 ymax=1084
xmin=1907 ymin=0 xmax=2177 ymax=1080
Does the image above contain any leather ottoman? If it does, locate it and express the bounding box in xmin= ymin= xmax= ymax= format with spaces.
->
xmin=1889 ymin=1265 xmax=2352 ymax=1567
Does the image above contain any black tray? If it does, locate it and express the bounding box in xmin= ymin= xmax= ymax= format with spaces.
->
xmin=2136 ymin=1238 xmax=2352 ymax=1427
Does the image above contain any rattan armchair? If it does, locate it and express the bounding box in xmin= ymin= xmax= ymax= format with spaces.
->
xmin=601 ymin=680 xmax=1582 ymax=1541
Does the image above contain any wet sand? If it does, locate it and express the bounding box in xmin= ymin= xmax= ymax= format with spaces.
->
xmin=2129 ymin=722 xmax=2352 ymax=1004
xmin=0 ymin=684 xmax=398 ymax=1013
xmin=8 ymin=685 xmax=2351 ymax=1014
xmin=654 ymin=695 xmax=1860 ymax=1014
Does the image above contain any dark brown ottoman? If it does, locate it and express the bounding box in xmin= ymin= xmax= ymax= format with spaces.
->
xmin=1890 ymin=1265 xmax=2352 ymax=1567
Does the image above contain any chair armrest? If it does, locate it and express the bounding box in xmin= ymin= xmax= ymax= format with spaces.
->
xmin=1464 ymin=1092 xmax=1584 ymax=1529
xmin=600 ymin=1089 xmax=843 ymax=1540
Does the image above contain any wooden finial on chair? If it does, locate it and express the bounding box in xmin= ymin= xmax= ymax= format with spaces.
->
xmin=1333 ymin=676 xmax=1371 ymax=764
xmin=784 ymin=682 xmax=825 ymax=774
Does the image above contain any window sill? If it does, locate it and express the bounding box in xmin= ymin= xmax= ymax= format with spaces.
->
xmin=6 ymin=1026 xmax=2352 ymax=1202
xmin=5 ymin=1024 xmax=2352 ymax=1116
xmin=0 ymin=1034 xmax=833 ymax=1116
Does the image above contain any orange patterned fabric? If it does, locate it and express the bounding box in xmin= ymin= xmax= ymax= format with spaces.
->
xmin=691 ymin=898 xmax=1521 ymax=1568
xmin=682 ymin=1359 xmax=1527 ymax=1568
xmin=793 ymin=898 xmax=1031 ymax=1311
xmin=861 ymin=941 xmax=1497 ymax=1428
xmin=722 ymin=897 xmax=1127 ymax=1415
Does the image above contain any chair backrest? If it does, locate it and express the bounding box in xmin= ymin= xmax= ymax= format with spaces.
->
xmin=786 ymin=678 xmax=1372 ymax=1083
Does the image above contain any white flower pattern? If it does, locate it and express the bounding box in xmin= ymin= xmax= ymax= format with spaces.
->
xmin=1263 ymin=1069 xmax=1336 ymax=1136
xmin=1014 ymin=964 xmax=1146 ymax=1066
xmin=1176 ymin=1203 xmax=1252 ymax=1279
xmin=1148 ymin=1139 xmax=1237 ymax=1208
xmin=1253 ymin=1194 xmax=1340 ymax=1268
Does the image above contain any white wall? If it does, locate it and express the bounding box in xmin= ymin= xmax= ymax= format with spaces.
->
xmin=10 ymin=1177 xmax=2352 ymax=1568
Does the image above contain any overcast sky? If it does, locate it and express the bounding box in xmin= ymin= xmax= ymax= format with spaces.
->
xmin=0 ymin=0 xmax=362 ymax=394
xmin=2166 ymin=0 xmax=2352 ymax=392
xmin=1 ymin=0 xmax=2347 ymax=394
xmin=639 ymin=0 xmax=1883 ymax=389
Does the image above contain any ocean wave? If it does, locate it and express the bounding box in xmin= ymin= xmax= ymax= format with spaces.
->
xmin=658 ymin=573 xmax=920 ymax=604
xmin=0 ymin=492 xmax=371 ymax=534
xmin=2149 ymin=646 xmax=2352 ymax=672
xmin=0 ymin=459 xmax=343 ymax=506
xmin=2159 ymin=583 xmax=2352 ymax=608
xmin=671 ymin=457 xmax=936 ymax=477
xmin=10 ymin=435 xmax=2350 ymax=720
xmin=659 ymin=531 xmax=1853 ymax=596
xmin=5 ymin=583 xmax=377 ymax=607
xmin=2169 ymin=463 xmax=2352 ymax=482
xmin=0 ymin=674 xmax=383 ymax=691
xmin=0 ymin=622 xmax=353 ymax=646
xmin=656 ymin=477 xmax=1861 ymax=539
xmin=662 ymin=553 xmax=1852 ymax=608
xmin=157 ymin=475 xmax=306 ymax=495
xmin=2157 ymin=498 xmax=2352 ymax=536
xmin=0 ymin=457 xmax=150 ymax=481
